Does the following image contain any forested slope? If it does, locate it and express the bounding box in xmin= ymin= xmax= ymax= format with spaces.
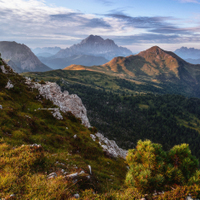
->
xmin=24 ymin=70 xmax=200 ymax=161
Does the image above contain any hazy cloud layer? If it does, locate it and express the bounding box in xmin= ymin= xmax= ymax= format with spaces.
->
xmin=105 ymin=12 xmax=193 ymax=35
xmin=0 ymin=0 xmax=200 ymax=49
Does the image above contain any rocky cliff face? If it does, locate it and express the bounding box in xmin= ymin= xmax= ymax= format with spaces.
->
xmin=0 ymin=41 xmax=51 ymax=73
xmin=25 ymin=78 xmax=91 ymax=128
xmin=25 ymin=77 xmax=127 ymax=158
xmin=54 ymin=35 xmax=132 ymax=60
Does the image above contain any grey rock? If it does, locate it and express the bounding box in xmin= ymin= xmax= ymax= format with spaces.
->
xmin=5 ymin=80 xmax=14 ymax=89
xmin=73 ymin=193 xmax=80 ymax=199
xmin=47 ymin=172 xmax=57 ymax=179
xmin=25 ymin=78 xmax=90 ymax=127
xmin=96 ymin=132 xmax=127 ymax=159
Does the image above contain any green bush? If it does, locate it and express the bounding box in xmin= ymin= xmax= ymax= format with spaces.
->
xmin=125 ymin=140 xmax=199 ymax=194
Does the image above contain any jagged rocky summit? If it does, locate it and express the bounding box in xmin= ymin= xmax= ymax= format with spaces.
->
xmin=54 ymin=35 xmax=132 ymax=60
xmin=24 ymin=77 xmax=127 ymax=159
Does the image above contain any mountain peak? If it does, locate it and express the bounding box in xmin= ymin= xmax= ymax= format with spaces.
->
xmin=80 ymin=35 xmax=104 ymax=44
xmin=141 ymin=46 xmax=164 ymax=54
xmin=55 ymin=35 xmax=132 ymax=60
xmin=137 ymin=46 xmax=169 ymax=60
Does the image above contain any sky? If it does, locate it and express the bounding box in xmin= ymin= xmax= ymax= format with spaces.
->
xmin=0 ymin=0 xmax=200 ymax=53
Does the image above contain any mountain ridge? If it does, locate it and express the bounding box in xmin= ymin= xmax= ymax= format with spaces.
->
xmin=54 ymin=35 xmax=132 ymax=60
xmin=174 ymin=46 xmax=200 ymax=60
xmin=64 ymin=46 xmax=200 ymax=86
xmin=0 ymin=41 xmax=51 ymax=73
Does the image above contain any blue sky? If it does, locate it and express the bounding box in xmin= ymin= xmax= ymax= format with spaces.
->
xmin=0 ymin=0 xmax=200 ymax=52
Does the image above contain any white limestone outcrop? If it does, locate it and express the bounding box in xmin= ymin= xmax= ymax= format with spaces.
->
xmin=0 ymin=65 xmax=7 ymax=74
xmin=5 ymin=80 xmax=14 ymax=89
xmin=25 ymin=78 xmax=127 ymax=159
xmin=25 ymin=78 xmax=90 ymax=127
xmin=0 ymin=63 xmax=14 ymax=74
xmin=94 ymin=132 xmax=127 ymax=159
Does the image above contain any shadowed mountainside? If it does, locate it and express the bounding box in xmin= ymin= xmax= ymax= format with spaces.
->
xmin=0 ymin=41 xmax=51 ymax=73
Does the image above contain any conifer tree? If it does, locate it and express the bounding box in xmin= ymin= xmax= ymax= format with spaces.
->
xmin=125 ymin=140 xmax=199 ymax=194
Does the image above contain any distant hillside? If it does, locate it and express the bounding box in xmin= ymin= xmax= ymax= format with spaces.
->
xmin=32 ymin=46 xmax=61 ymax=57
xmin=39 ymin=54 xmax=109 ymax=69
xmin=55 ymin=35 xmax=132 ymax=60
xmin=186 ymin=58 xmax=200 ymax=65
xmin=174 ymin=47 xmax=200 ymax=60
xmin=0 ymin=41 xmax=51 ymax=73
xmin=64 ymin=46 xmax=200 ymax=97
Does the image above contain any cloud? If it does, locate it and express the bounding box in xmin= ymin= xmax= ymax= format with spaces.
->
xmin=0 ymin=0 xmax=112 ymax=47
xmin=0 ymin=0 xmax=199 ymax=49
xmin=110 ymin=33 xmax=200 ymax=46
xmin=50 ymin=13 xmax=111 ymax=28
xmin=105 ymin=12 xmax=194 ymax=35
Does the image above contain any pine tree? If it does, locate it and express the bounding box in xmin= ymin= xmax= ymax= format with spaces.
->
xmin=125 ymin=140 xmax=199 ymax=194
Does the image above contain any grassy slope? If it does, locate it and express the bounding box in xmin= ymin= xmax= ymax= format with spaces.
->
xmin=0 ymin=59 xmax=127 ymax=199
xmin=24 ymin=70 xmax=190 ymax=96
xmin=23 ymin=70 xmax=200 ymax=162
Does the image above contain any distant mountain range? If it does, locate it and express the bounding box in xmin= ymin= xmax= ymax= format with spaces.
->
xmin=0 ymin=41 xmax=51 ymax=73
xmin=32 ymin=46 xmax=61 ymax=57
xmin=39 ymin=35 xmax=132 ymax=69
xmin=39 ymin=54 xmax=109 ymax=69
xmin=174 ymin=47 xmax=200 ymax=64
xmin=186 ymin=58 xmax=200 ymax=64
xmin=55 ymin=35 xmax=132 ymax=60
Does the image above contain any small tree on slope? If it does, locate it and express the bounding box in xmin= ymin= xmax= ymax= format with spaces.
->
xmin=125 ymin=140 xmax=199 ymax=194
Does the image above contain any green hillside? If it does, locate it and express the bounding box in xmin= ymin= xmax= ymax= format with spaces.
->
xmin=24 ymin=70 xmax=200 ymax=162
xmin=0 ymin=58 xmax=127 ymax=199
xmin=2 ymin=54 xmax=200 ymax=198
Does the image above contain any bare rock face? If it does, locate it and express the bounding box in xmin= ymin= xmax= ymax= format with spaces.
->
xmin=5 ymin=80 xmax=14 ymax=89
xmin=25 ymin=78 xmax=90 ymax=127
xmin=25 ymin=78 xmax=127 ymax=159
xmin=90 ymin=133 xmax=127 ymax=159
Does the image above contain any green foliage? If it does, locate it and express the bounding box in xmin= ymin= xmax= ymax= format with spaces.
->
xmin=0 ymin=62 xmax=127 ymax=198
xmin=23 ymin=70 xmax=200 ymax=162
xmin=156 ymin=185 xmax=200 ymax=199
xmin=167 ymin=143 xmax=199 ymax=185
xmin=125 ymin=140 xmax=199 ymax=195
xmin=126 ymin=140 xmax=166 ymax=194
xmin=39 ymin=80 xmax=46 ymax=84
